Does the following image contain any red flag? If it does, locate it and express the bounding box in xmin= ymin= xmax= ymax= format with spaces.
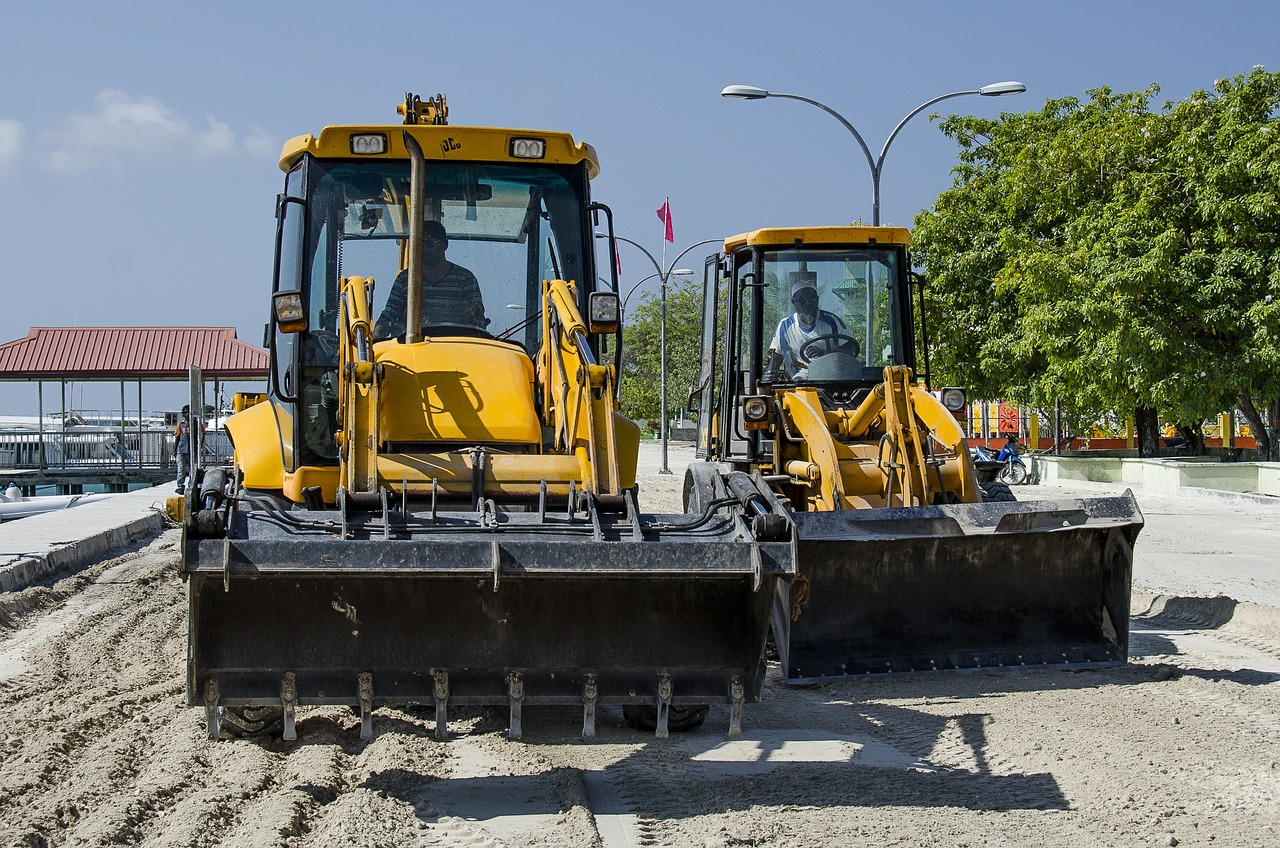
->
xmin=613 ymin=238 xmax=623 ymax=276
xmin=656 ymin=197 xmax=674 ymax=243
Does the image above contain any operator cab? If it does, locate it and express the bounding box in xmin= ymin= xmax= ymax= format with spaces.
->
xmin=265 ymin=95 xmax=610 ymax=470
xmin=691 ymin=226 xmax=916 ymax=462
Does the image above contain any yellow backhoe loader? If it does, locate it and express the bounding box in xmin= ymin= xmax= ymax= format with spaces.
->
xmin=181 ymin=94 xmax=794 ymax=741
xmin=687 ymin=226 xmax=1143 ymax=681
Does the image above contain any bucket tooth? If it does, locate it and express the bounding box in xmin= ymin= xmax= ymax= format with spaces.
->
xmin=281 ymin=672 xmax=298 ymax=741
xmin=581 ymin=674 xmax=598 ymax=740
xmin=357 ymin=672 xmax=374 ymax=740
xmin=432 ymin=669 xmax=449 ymax=741
xmin=506 ymin=672 xmax=525 ymax=740
xmin=728 ymin=674 xmax=745 ymax=738
xmin=655 ymin=674 xmax=673 ymax=739
xmin=203 ymin=677 xmax=221 ymax=740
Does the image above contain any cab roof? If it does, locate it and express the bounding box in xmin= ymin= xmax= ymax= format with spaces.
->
xmin=279 ymin=123 xmax=601 ymax=179
xmin=723 ymin=226 xmax=911 ymax=252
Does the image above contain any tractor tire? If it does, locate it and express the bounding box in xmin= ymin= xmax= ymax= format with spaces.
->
xmin=220 ymin=705 xmax=285 ymax=738
xmin=622 ymin=704 xmax=710 ymax=733
xmin=998 ymin=462 xmax=1029 ymax=485
xmin=979 ymin=480 xmax=1017 ymax=503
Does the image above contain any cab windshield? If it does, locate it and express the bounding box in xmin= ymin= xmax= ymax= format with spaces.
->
xmin=304 ymin=159 xmax=589 ymax=355
xmin=760 ymin=247 xmax=903 ymax=384
xmin=292 ymin=158 xmax=590 ymax=465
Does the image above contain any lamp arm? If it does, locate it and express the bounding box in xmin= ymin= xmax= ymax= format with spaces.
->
xmin=665 ymin=238 xmax=722 ymax=277
xmin=875 ymin=90 xmax=979 ymax=176
xmin=770 ymin=92 xmax=877 ymax=179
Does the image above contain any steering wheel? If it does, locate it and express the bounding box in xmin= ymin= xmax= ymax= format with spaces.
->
xmin=797 ymin=333 xmax=860 ymax=365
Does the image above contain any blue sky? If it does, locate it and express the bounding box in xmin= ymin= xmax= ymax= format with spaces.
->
xmin=1 ymin=0 xmax=1275 ymax=413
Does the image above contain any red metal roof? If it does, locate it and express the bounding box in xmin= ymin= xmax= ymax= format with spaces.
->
xmin=0 ymin=327 xmax=268 ymax=381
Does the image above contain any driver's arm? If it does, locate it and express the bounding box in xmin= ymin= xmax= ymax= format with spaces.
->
xmin=766 ymin=320 xmax=796 ymax=379
xmin=373 ymin=271 xmax=408 ymax=338
xmin=459 ymin=267 xmax=488 ymax=328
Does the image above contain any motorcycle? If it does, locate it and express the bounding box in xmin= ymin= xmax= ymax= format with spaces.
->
xmin=972 ymin=435 xmax=1029 ymax=485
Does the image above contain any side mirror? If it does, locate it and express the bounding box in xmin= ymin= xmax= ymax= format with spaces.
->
xmin=588 ymin=291 xmax=620 ymax=334
xmin=272 ymin=291 xmax=307 ymax=334
xmin=687 ymin=385 xmax=703 ymax=415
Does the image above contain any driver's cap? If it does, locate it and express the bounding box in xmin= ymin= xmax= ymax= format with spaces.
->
xmin=787 ymin=271 xmax=818 ymax=298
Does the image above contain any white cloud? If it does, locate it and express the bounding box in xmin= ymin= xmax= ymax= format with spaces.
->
xmin=0 ymin=119 xmax=26 ymax=174
xmin=38 ymin=90 xmax=269 ymax=174
xmin=243 ymin=127 xmax=279 ymax=161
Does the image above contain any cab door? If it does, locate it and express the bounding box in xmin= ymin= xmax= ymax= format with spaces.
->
xmin=692 ymin=253 xmax=722 ymax=458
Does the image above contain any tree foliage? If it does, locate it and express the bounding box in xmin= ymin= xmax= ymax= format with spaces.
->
xmin=913 ymin=68 xmax=1280 ymax=458
xmin=617 ymin=277 xmax=703 ymax=425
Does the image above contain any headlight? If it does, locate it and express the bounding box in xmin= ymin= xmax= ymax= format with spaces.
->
xmin=588 ymin=292 xmax=620 ymax=334
xmin=510 ymin=138 xmax=546 ymax=159
xmin=742 ymin=396 xmax=770 ymax=430
xmin=350 ymin=133 xmax=387 ymax=155
xmin=939 ymin=387 xmax=967 ymax=413
xmin=272 ymin=291 xmax=306 ymax=333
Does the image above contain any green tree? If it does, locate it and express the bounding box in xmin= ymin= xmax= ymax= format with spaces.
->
xmin=913 ymin=68 xmax=1280 ymax=459
xmin=617 ymin=278 xmax=703 ymax=426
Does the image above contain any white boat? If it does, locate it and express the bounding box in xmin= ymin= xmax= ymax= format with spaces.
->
xmin=0 ymin=486 xmax=115 ymax=521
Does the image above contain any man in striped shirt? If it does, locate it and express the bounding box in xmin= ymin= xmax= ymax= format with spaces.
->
xmin=374 ymin=221 xmax=489 ymax=338
xmin=766 ymin=280 xmax=851 ymax=380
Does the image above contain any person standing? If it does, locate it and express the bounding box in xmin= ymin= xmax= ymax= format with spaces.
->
xmin=173 ymin=404 xmax=201 ymax=495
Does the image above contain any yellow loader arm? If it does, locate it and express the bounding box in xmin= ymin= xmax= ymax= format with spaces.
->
xmin=779 ymin=365 xmax=979 ymax=509
xmin=539 ymin=277 xmax=623 ymax=498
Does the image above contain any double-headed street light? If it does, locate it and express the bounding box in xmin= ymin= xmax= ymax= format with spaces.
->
xmin=597 ymin=233 xmax=719 ymax=474
xmin=720 ymin=80 xmax=1026 ymax=225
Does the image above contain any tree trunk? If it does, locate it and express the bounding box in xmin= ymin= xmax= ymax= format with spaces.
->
xmin=1237 ymin=390 xmax=1278 ymax=462
xmin=1270 ymin=401 xmax=1280 ymax=462
xmin=1174 ymin=422 xmax=1206 ymax=456
xmin=1134 ymin=406 xmax=1160 ymax=457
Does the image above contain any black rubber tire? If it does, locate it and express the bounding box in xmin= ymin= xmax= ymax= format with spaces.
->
xmin=622 ymin=704 xmax=710 ymax=732
xmin=979 ymin=480 xmax=1016 ymax=503
xmin=220 ymin=705 xmax=285 ymax=738
xmin=998 ymin=462 xmax=1029 ymax=485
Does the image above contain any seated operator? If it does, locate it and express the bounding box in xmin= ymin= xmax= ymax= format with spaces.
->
xmin=765 ymin=278 xmax=857 ymax=380
xmin=374 ymin=220 xmax=489 ymax=338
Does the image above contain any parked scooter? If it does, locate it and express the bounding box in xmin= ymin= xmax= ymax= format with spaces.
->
xmin=972 ymin=433 xmax=1029 ymax=485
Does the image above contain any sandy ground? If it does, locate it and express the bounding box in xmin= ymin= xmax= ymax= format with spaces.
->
xmin=0 ymin=442 xmax=1278 ymax=847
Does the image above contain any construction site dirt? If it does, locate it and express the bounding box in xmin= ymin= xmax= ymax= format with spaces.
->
xmin=0 ymin=444 xmax=1277 ymax=847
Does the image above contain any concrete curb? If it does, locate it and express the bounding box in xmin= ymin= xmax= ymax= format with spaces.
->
xmin=0 ymin=486 xmax=173 ymax=593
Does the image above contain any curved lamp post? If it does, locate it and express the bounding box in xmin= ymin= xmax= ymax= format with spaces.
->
xmin=720 ymin=80 xmax=1025 ymax=225
xmin=597 ymin=233 xmax=720 ymax=473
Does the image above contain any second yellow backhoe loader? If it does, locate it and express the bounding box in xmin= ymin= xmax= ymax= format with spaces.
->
xmin=181 ymin=94 xmax=793 ymax=740
xmin=687 ymin=226 xmax=1143 ymax=681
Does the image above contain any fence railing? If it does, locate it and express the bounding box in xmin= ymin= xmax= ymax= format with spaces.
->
xmin=0 ymin=426 xmax=233 ymax=471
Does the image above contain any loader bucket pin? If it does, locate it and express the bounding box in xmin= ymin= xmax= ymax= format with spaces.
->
xmin=358 ymin=672 xmax=374 ymax=739
xmin=432 ymin=669 xmax=449 ymax=741
xmin=582 ymin=674 xmax=599 ymax=739
xmin=729 ymin=675 xmax=745 ymax=738
xmin=655 ymin=674 xmax=673 ymax=738
xmin=203 ymin=677 xmax=220 ymax=740
xmin=281 ymin=672 xmax=298 ymax=741
xmin=507 ymin=672 xmax=525 ymax=740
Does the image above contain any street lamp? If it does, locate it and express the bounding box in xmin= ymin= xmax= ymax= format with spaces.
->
xmin=597 ymin=233 xmax=719 ymax=474
xmin=720 ymin=80 xmax=1026 ymax=225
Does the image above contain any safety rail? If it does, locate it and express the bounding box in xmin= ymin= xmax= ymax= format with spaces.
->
xmin=0 ymin=426 xmax=232 ymax=471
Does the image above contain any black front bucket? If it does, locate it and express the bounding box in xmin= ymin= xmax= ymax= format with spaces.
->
xmin=772 ymin=493 xmax=1143 ymax=681
xmin=184 ymin=507 xmax=791 ymax=716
